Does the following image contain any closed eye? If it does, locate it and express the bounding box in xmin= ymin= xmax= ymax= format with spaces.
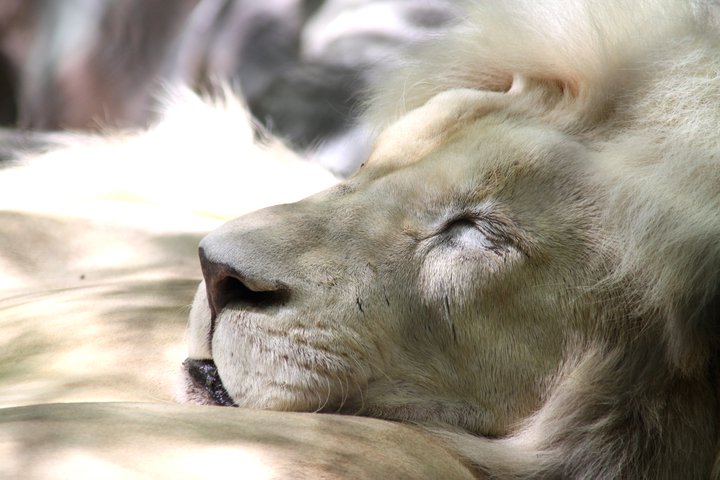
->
xmin=440 ymin=216 xmax=515 ymax=254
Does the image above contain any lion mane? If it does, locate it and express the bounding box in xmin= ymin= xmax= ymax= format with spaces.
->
xmin=182 ymin=1 xmax=720 ymax=478
xmin=369 ymin=2 xmax=720 ymax=475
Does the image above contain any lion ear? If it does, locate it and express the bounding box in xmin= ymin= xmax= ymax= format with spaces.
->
xmin=367 ymin=88 xmax=511 ymax=168
xmin=506 ymin=73 xmax=581 ymax=100
xmin=507 ymin=74 xmax=526 ymax=95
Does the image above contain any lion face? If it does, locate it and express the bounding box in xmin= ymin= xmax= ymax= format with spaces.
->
xmin=182 ymin=89 xmax=607 ymax=436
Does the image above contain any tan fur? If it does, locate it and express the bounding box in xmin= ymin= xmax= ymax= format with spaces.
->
xmin=1 ymin=404 xmax=474 ymax=479
xmin=184 ymin=1 xmax=720 ymax=477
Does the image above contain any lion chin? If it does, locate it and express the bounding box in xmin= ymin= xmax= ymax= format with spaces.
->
xmin=180 ymin=1 xmax=720 ymax=478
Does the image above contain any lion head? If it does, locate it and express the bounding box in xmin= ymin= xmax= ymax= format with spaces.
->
xmin=181 ymin=1 xmax=720 ymax=477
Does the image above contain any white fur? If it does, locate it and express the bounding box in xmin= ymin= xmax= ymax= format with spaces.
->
xmin=185 ymin=1 xmax=720 ymax=478
xmin=1 ymin=87 xmax=337 ymax=235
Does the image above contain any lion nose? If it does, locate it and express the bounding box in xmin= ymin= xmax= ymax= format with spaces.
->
xmin=198 ymin=246 xmax=290 ymax=318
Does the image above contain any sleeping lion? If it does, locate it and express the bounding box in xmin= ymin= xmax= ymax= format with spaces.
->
xmin=181 ymin=0 xmax=720 ymax=478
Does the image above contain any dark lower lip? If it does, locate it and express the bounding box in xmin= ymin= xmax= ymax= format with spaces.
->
xmin=183 ymin=358 xmax=237 ymax=407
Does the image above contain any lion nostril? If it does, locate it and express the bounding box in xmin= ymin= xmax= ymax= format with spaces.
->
xmin=215 ymin=275 xmax=290 ymax=309
xmin=199 ymin=246 xmax=290 ymax=318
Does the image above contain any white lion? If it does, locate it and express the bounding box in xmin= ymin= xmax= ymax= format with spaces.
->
xmin=181 ymin=0 xmax=720 ymax=478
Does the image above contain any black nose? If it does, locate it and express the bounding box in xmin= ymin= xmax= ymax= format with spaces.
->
xmin=199 ymin=246 xmax=290 ymax=319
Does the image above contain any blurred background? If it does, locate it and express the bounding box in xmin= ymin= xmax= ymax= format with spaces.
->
xmin=0 ymin=0 xmax=458 ymax=175
xmin=0 ymin=0 xmax=461 ymax=413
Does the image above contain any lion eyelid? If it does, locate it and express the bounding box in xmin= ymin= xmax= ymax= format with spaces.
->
xmin=441 ymin=215 xmax=500 ymax=249
xmin=442 ymin=210 xmax=524 ymax=256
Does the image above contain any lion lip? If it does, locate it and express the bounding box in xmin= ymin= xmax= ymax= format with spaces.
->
xmin=183 ymin=358 xmax=237 ymax=407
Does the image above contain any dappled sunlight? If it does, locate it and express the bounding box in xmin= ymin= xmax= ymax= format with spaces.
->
xmin=0 ymin=279 xmax=195 ymax=407
xmin=39 ymin=446 xmax=276 ymax=480
xmin=0 ymin=403 xmax=475 ymax=479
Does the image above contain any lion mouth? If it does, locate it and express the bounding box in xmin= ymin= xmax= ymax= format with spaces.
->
xmin=183 ymin=358 xmax=237 ymax=407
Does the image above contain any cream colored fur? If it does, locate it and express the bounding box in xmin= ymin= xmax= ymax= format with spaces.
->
xmin=0 ymin=88 xmax=478 ymax=478
xmin=184 ymin=1 xmax=720 ymax=478
xmin=0 ymin=89 xmax=476 ymax=479
xmin=2 ymin=404 xmax=473 ymax=479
